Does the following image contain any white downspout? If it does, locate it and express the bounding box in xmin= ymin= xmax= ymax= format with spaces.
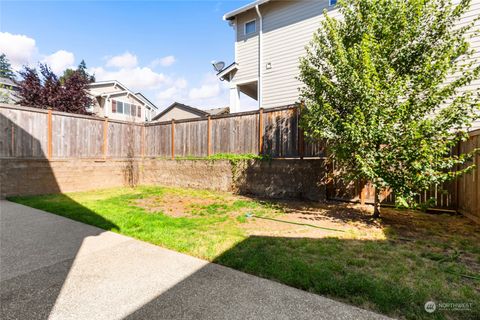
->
xmin=255 ymin=4 xmax=263 ymax=109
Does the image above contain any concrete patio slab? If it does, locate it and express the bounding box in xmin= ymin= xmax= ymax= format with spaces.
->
xmin=0 ymin=200 xmax=391 ymax=320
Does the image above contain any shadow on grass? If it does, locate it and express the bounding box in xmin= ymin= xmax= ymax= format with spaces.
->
xmin=122 ymin=234 xmax=479 ymax=320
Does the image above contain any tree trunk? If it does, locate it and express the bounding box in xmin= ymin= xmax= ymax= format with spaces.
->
xmin=373 ymin=186 xmax=380 ymax=218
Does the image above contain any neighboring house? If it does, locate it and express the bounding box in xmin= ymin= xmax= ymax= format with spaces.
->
xmin=151 ymin=102 xmax=229 ymax=122
xmin=0 ymin=77 xmax=20 ymax=104
xmin=218 ymin=0 xmax=480 ymax=127
xmin=88 ymin=81 xmax=158 ymax=122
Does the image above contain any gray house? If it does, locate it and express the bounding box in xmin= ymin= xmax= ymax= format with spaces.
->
xmin=0 ymin=77 xmax=20 ymax=104
xmin=218 ymin=0 xmax=480 ymax=123
xmin=151 ymin=102 xmax=229 ymax=122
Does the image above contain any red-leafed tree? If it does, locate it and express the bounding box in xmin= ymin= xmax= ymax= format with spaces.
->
xmin=16 ymin=67 xmax=43 ymax=108
xmin=16 ymin=63 xmax=93 ymax=114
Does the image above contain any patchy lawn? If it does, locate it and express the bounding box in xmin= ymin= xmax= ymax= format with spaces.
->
xmin=9 ymin=186 xmax=480 ymax=320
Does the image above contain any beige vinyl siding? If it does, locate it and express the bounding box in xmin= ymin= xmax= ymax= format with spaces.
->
xmin=234 ymin=9 xmax=259 ymax=83
xmin=261 ymin=0 xmax=339 ymax=108
xmin=154 ymin=108 xmax=203 ymax=122
xmin=256 ymin=0 xmax=479 ymax=121
xmin=453 ymin=0 xmax=480 ymax=130
xmin=88 ymin=83 xmax=125 ymax=96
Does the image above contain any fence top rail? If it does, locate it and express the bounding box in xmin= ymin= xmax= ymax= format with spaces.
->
xmin=145 ymin=104 xmax=298 ymax=127
xmin=469 ymin=128 xmax=480 ymax=137
xmin=0 ymin=103 xmax=144 ymax=126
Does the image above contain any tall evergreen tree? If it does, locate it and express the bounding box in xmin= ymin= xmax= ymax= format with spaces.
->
xmin=60 ymin=60 xmax=95 ymax=84
xmin=0 ymin=54 xmax=15 ymax=80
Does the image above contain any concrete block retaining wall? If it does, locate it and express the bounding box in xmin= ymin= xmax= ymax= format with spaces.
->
xmin=0 ymin=158 xmax=328 ymax=201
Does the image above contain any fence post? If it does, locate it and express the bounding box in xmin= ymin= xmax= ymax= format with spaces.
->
xmin=103 ymin=117 xmax=108 ymax=159
xmin=171 ymin=119 xmax=175 ymax=160
xmin=141 ymin=124 xmax=145 ymax=158
xmin=11 ymin=123 xmax=14 ymax=157
xmin=298 ymin=103 xmax=305 ymax=159
xmin=47 ymin=108 xmax=52 ymax=159
xmin=360 ymin=181 xmax=366 ymax=205
xmin=207 ymin=115 xmax=212 ymax=156
xmin=258 ymin=108 xmax=264 ymax=155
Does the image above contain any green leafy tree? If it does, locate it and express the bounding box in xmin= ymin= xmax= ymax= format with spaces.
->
xmin=0 ymin=54 xmax=15 ymax=80
xmin=299 ymin=0 xmax=480 ymax=217
xmin=60 ymin=59 xmax=95 ymax=84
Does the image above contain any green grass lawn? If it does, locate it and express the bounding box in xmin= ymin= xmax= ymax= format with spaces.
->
xmin=9 ymin=186 xmax=480 ymax=320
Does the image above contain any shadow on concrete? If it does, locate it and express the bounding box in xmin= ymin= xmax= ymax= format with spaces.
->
xmin=123 ymin=230 xmax=479 ymax=319
xmin=0 ymin=112 xmax=118 ymax=319
xmin=122 ymin=236 xmax=392 ymax=320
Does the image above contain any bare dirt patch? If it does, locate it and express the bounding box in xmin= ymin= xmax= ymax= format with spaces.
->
xmin=240 ymin=200 xmax=385 ymax=239
xmin=134 ymin=194 xmax=221 ymax=217
xmin=133 ymin=191 xmax=480 ymax=274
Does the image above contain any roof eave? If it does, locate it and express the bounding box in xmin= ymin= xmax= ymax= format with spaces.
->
xmin=217 ymin=63 xmax=238 ymax=80
xmin=223 ymin=0 xmax=271 ymax=20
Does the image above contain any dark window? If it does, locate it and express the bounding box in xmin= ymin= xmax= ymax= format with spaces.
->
xmin=245 ymin=20 xmax=256 ymax=35
xmin=117 ymin=101 xmax=124 ymax=114
xmin=112 ymin=100 xmax=117 ymax=113
xmin=137 ymin=106 xmax=141 ymax=117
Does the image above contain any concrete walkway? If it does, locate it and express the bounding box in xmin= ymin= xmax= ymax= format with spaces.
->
xmin=0 ymin=200 xmax=390 ymax=320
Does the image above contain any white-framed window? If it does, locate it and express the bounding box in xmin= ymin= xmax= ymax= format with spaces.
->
xmin=245 ymin=20 xmax=256 ymax=35
xmin=111 ymin=99 xmax=141 ymax=117
xmin=329 ymin=0 xmax=337 ymax=6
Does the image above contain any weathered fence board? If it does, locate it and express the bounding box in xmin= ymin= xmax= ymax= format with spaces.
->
xmin=144 ymin=123 xmax=172 ymax=158
xmin=0 ymin=105 xmax=48 ymax=158
xmin=107 ymin=121 xmax=142 ymax=158
xmin=457 ymin=130 xmax=480 ymax=222
xmin=174 ymin=120 xmax=208 ymax=157
xmin=52 ymin=114 xmax=104 ymax=158
xmin=211 ymin=113 xmax=259 ymax=155
xmin=262 ymin=108 xmax=298 ymax=157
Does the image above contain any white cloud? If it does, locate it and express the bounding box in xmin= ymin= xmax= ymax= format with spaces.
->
xmin=106 ymin=52 xmax=138 ymax=69
xmin=154 ymin=73 xmax=228 ymax=110
xmin=151 ymin=55 xmax=176 ymax=67
xmin=174 ymin=78 xmax=188 ymax=89
xmin=91 ymin=66 xmax=167 ymax=90
xmin=0 ymin=32 xmax=38 ymax=70
xmin=156 ymin=86 xmax=179 ymax=100
xmin=42 ymin=50 xmax=75 ymax=74
xmin=189 ymin=73 xmax=222 ymax=100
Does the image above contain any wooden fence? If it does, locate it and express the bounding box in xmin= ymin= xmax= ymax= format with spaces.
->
xmin=0 ymin=103 xmax=478 ymax=220
xmin=327 ymin=129 xmax=479 ymax=220
xmin=0 ymin=104 xmax=323 ymax=159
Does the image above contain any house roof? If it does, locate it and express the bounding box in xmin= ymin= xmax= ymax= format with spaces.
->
xmin=0 ymin=77 xmax=19 ymax=88
xmin=88 ymin=80 xmax=128 ymax=91
xmin=88 ymin=80 xmax=158 ymax=110
xmin=205 ymin=107 xmax=230 ymax=115
xmin=216 ymin=62 xmax=238 ymax=80
xmin=151 ymin=102 xmax=208 ymax=121
xmin=223 ymin=0 xmax=271 ymax=20
xmin=151 ymin=102 xmax=230 ymax=121
xmin=135 ymin=92 xmax=158 ymax=110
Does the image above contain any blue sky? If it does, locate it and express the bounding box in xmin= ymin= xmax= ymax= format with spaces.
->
xmin=0 ymin=0 xmax=255 ymax=111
